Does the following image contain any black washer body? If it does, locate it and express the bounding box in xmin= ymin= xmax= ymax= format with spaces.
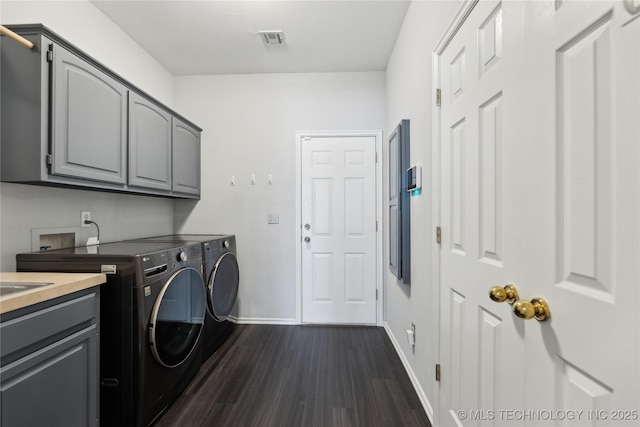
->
xmin=16 ymin=241 xmax=206 ymax=427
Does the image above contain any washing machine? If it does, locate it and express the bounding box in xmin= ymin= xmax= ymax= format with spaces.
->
xmin=16 ymin=241 xmax=206 ymax=427
xmin=130 ymin=234 xmax=239 ymax=361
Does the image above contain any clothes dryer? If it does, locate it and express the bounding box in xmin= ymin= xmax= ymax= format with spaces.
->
xmin=130 ymin=235 xmax=239 ymax=361
xmin=17 ymin=241 xmax=206 ymax=427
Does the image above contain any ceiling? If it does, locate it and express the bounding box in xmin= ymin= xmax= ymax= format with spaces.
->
xmin=90 ymin=0 xmax=411 ymax=76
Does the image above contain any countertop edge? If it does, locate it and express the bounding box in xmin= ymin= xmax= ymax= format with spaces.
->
xmin=0 ymin=273 xmax=106 ymax=314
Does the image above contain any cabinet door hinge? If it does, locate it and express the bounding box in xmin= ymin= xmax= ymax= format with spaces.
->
xmin=436 ymin=226 xmax=442 ymax=245
xmin=436 ymin=364 xmax=441 ymax=382
xmin=46 ymin=49 xmax=54 ymax=63
xmin=46 ymin=154 xmax=53 ymax=165
xmin=435 ymin=88 xmax=442 ymax=107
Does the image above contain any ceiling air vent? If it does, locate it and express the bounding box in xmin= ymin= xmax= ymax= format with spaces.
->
xmin=259 ymin=31 xmax=285 ymax=46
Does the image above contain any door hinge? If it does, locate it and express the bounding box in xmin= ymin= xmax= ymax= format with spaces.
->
xmin=435 ymin=88 xmax=441 ymax=107
xmin=436 ymin=364 xmax=441 ymax=382
xmin=376 ymin=289 xmax=378 ymax=300
xmin=436 ymin=226 xmax=442 ymax=245
xmin=46 ymin=154 xmax=53 ymax=165
xmin=376 ymin=220 xmax=378 ymax=232
xmin=46 ymin=49 xmax=53 ymax=63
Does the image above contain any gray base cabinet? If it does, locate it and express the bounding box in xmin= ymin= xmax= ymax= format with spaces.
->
xmin=1 ymin=24 xmax=201 ymax=199
xmin=0 ymin=288 xmax=100 ymax=427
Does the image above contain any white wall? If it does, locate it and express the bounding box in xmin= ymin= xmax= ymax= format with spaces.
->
xmin=0 ymin=0 xmax=177 ymax=270
xmin=0 ymin=184 xmax=176 ymax=270
xmin=0 ymin=0 xmax=175 ymax=106
xmin=173 ymin=72 xmax=386 ymax=322
xmin=383 ymin=0 xmax=461 ymax=420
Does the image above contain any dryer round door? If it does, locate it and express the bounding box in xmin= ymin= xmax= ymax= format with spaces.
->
xmin=149 ymin=267 xmax=206 ymax=368
xmin=208 ymin=251 xmax=239 ymax=321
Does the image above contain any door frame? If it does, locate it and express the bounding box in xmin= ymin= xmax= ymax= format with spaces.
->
xmin=295 ymin=130 xmax=384 ymax=326
xmin=431 ymin=1 xmax=479 ymax=425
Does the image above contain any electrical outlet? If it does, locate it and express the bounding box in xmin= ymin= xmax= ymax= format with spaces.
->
xmin=406 ymin=323 xmax=417 ymax=346
xmin=81 ymin=211 xmax=91 ymax=227
xmin=406 ymin=329 xmax=415 ymax=346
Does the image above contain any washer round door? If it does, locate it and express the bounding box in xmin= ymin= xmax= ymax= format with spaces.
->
xmin=150 ymin=267 xmax=206 ymax=368
xmin=208 ymin=252 xmax=239 ymax=321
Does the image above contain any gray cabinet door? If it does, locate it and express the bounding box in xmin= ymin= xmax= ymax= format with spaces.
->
xmin=128 ymin=92 xmax=172 ymax=191
xmin=1 ymin=325 xmax=98 ymax=427
xmin=172 ymin=118 xmax=201 ymax=196
xmin=52 ymin=44 xmax=127 ymax=184
xmin=0 ymin=289 xmax=99 ymax=427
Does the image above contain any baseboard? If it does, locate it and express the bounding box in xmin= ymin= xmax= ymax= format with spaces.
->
xmin=383 ymin=322 xmax=434 ymax=424
xmin=229 ymin=315 xmax=297 ymax=325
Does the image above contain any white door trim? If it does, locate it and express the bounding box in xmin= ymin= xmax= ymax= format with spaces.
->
xmin=431 ymin=1 xmax=479 ymax=425
xmin=295 ymin=130 xmax=383 ymax=326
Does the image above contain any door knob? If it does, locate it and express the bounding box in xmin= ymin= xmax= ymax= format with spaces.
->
xmin=304 ymin=236 xmax=311 ymax=243
xmin=625 ymin=0 xmax=640 ymax=15
xmin=488 ymin=284 xmax=519 ymax=305
xmin=513 ymin=297 xmax=551 ymax=322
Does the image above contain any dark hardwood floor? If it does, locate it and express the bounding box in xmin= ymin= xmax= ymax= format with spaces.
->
xmin=155 ymin=325 xmax=431 ymax=427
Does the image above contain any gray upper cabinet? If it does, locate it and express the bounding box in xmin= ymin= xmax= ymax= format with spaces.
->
xmin=128 ymin=92 xmax=172 ymax=192
xmin=1 ymin=24 xmax=201 ymax=199
xmin=52 ymin=44 xmax=127 ymax=184
xmin=172 ymin=118 xmax=201 ymax=196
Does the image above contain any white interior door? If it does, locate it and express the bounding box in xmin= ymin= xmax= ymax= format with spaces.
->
xmin=438 ymin=1 xmax=527 ymax=424
xmin=301 ymin=134 xmax=377 ymax=324
xmin=521 ymin=0 xmax=640 ymax=417
xmin=438 ymin=0 xmax=639 ymax=425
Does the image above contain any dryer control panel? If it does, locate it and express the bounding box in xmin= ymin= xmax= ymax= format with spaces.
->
xmin=168 ymin=245 xmax=202 ymax=269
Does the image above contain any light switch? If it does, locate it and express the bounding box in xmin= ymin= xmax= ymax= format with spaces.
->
xmin=267 ymin=213 xmax=279 ymax=224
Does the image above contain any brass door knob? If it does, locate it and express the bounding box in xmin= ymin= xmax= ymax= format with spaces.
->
xmin=488 ymin=284 xmax=519 ymax=305
xmin=513 ymin=298 xmax=550 ymax=321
